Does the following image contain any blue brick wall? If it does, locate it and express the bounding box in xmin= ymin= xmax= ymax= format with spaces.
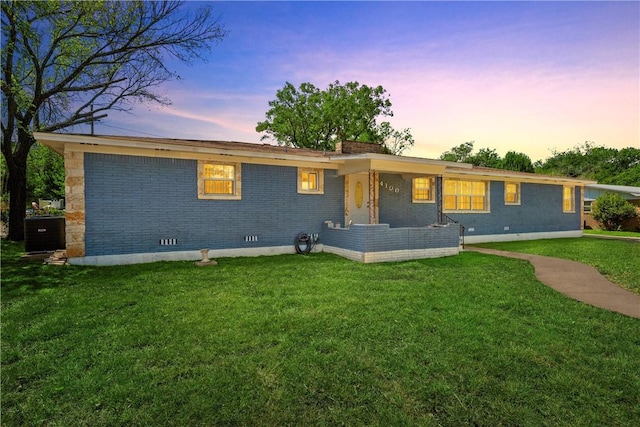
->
xmin=84 ymin=153 xmax=344 ymax=256
xmin=378 ymin=173 xmax=439 ymax=227
xmin=375 ymin=174 xmax=580 ymax=236
xmin=444 ymin=181 xmax=581 ymax=236
xmin=83 ymin=153 xmax=580 ymax=257
xmin=322 ymin=223 xmax=459 ymax=252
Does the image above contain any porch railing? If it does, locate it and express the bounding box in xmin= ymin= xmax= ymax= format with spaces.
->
xmin=441 ymin=213 xmax=465 ymax=249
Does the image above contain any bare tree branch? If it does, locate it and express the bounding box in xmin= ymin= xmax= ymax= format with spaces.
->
xmin=1 ymin=0 xmax=228 ymax=240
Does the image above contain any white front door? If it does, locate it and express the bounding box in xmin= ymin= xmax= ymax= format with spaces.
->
xmin=347 ymin=173 xmax=370 ymax=225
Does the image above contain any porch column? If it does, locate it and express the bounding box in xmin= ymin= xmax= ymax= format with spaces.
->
xmin=368 ymin=170 xmax=378 ymax=224
xmin=580 ymin=186 xmax=585 ymax=230
xmin=436 ymin=175 xmax=443 ymax=223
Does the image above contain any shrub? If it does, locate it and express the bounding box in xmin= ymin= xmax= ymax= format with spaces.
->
xmin=591 ymin=192 xmax=637 ymax=231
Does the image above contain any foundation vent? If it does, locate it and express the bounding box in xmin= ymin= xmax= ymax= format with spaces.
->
xmin=159 ymin=238 xmax=178 ymax=246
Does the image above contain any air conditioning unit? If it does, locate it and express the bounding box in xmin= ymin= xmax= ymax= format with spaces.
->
xmin=24 ymin=216 xmax=66 ymax=253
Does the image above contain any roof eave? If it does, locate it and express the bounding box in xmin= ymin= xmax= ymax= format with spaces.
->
xmin=445 ymin=167 xmax=596 ymax=185
xmin=33 ymin=132 xmax=333 ymax=164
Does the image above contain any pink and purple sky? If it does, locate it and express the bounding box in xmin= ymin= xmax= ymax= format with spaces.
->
xmin=100 ymin=1 xmax=639 ymax=162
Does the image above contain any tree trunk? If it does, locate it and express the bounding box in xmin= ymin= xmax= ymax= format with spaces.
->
xmin=5 ymin=130 xmax=36 ymax=242
xmin=7 ymin=155 xmax=27 ymax=241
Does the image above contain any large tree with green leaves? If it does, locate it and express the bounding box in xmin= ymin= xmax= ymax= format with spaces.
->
xmin=501 ymin=151 xmax=534 ymax=173
xmin=1 ymin=0 xmax=227 ymax=241
xmin=256 ymin=80 xmax=413 ymax=154
xmin=26 ymin=143 xmax=65 ymax=202
xmin=440 ymin=141 xmax=638 ymax=183
xmin=536 ymin=142 xmax=640 ymax=185
xmin=439 ymin=141 xmax=475 ymax=163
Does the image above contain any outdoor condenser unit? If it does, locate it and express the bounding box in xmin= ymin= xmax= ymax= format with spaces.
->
xmin=24 ymin=216 xmax=66 ymax=253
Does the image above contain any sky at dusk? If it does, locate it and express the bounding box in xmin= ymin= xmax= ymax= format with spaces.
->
xmin=100 ymin=1 xmax=640 ymax=162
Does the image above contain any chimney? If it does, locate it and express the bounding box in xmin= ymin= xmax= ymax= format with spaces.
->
xmin=335 ymin=140 xmax=384 ymax=154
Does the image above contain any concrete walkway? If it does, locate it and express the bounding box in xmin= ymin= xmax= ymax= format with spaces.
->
xmin=465 ymin=247 xmax=640 ymax=319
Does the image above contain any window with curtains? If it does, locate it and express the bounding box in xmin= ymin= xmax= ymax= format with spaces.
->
xmin=197 ymin=161 xmax=241 ymax=200
xmin=443 ymin=179 xmax=489 ymax=212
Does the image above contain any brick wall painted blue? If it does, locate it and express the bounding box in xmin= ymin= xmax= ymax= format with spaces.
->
xmin=443 ymin=181 xmax=581 ymax=236
xmin=378 ymin=173 xmax=439 ymax=227
xmin=322 ymin=223 xmax=459 ymax=252
xmin=84 ymin=153 xmax=344 ymax=256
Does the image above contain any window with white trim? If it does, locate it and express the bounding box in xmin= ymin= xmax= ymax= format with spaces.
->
xmin=563 ymin=186 xmax=575 ymax=213
xmin=444 ymin=179 xmax=489 ymax=212
xmin=412 ymin=177 xmax=435 ymax=203
xmin=504 ymin=182 xmax=521 ymax=205
xmin=298 ymin=168 xmax=324 ymax=194
xmin=198 ymin=161 xmax=241 ymax=200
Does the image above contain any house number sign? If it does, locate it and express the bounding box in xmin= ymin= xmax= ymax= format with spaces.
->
xmin=379 ymin=180 xmax=400 ymax=193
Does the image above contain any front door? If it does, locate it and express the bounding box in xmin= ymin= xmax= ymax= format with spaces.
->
xmin=347 ymin=173 xmax=370 ymax=225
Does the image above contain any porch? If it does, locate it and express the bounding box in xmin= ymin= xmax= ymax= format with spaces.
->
xmin=321 ymin=221 xmax=461 ymax=263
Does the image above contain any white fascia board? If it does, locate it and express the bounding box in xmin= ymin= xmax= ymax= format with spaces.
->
xmin=331 ymin=153 xmax=473 ymax=169
xmin=444 ymin=167 xmax=595 ymax=185
xmin=332 ymin=153 xmax=471 ymax=176
xmin=34 ymin=132 xmax=334 ymax=166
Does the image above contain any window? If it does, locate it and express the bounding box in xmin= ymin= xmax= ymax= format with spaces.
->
xmin=443 ymin=179 xmax=489 ymax=212
xmin=504 ymin=182 xmax=521 ymax=205
xmin=412 ymin=177 xmax=435 ymax=203
xmin=563 ymin=186 xmax=575 ymax=213
xmin=198 ymin=161 xmax=241 ymax=200
xmin=298 ymin=168 xmax=324 ymax=194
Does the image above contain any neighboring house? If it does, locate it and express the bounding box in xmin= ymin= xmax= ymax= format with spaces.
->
xmin=36 ymin=133 xmax=593 ymax=265
xmin=584 ymin=183 xmax=640 ymax=231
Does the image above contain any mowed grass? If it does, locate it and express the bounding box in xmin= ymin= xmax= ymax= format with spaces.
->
xmin=2 ymin=240 xmax=640 ymax=426
xmin=473 ymin=237 xmax=640 ymax=294
xmin=584 ymin=229 xmax=640 ymax=238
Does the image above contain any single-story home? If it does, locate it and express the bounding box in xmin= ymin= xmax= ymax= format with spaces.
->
xmin=584 ymin=183 xmax=640 ymax=231
xmin=36 ymin=132 xmax=593 ymax=265
xmin=584 ymin=183 xmax=640 ymax=209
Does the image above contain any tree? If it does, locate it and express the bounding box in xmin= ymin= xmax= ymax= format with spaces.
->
xmin=256 ymin=80 xmax=411 ymax=152
xmin=471 ymin=147 xmax=501 ymax=168
xmin=591 ymin=192 xmax=637 ymax=231
xmin=501 ymin=151 xmax=534 ymax=173
xmin=1 ymin=0 xmax=227 ymax=241
xmin=375 ymin=122 xmax=414 ymax=156
xmin=255 ymin=82 xmax=328 ymax=150
xmin=323 ymin=81 xmax=392 ymax=143
xmin=596 ymin=147 xmax=640 ymax=185
xmin=607 ymin=164 xmax=640 ymax=186
xmin=439 ymin=141 xmax=475 ymax=163
xmin=536 ymin=142 xmax=639 ymax=185
xmin=27 ymin=143 xmax=64 ymax=201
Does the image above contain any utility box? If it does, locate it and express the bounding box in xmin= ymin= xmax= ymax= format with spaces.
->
xmin=24 ymin=216 xmax=66 ymax=253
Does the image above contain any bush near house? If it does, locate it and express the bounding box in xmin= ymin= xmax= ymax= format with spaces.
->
xmin=592 ymin=192 xmax=638 ymax=231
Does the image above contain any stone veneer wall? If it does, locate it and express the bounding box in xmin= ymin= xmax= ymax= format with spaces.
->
xmin=64 ymin=151 xmax=85 ymax=257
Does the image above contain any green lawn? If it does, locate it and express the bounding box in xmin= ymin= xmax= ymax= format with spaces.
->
xmin=584 ymin=229 xmax=640 ymax=238
xmin=2 ymin=240 xmax=639 ymax=426
xmin=473 ymin=237 xmax=640 ymax=295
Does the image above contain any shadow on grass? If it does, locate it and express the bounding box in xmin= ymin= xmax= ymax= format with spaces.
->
xmin=1 ymin=240 xmax=96 ymax=302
